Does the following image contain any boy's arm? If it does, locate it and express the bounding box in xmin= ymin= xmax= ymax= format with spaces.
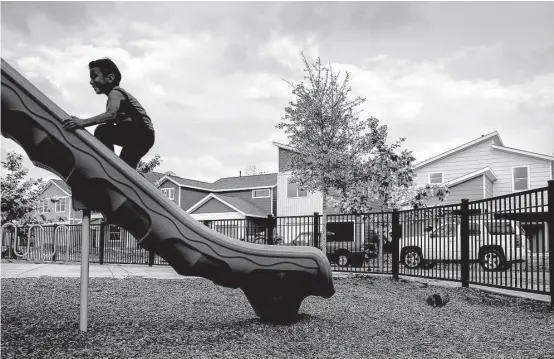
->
xmin=62 ymin=90 xmax=124 ymax=130
xmin=81 ymin=90 xmax=125 ymax=126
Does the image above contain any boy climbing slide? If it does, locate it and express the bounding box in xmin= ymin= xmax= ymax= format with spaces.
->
xmin=62 ymin=58 xmax=155 ymax=170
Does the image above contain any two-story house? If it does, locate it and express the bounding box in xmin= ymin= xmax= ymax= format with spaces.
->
xmin=156 ymin=173 xmax=277 ymax=238
xmin=411 ymin=131 xmax=553 ymax=253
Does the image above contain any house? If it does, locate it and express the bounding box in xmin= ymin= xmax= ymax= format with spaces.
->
xmin=155 ymin=173 xmax=277 ymax=238
xmin=411 ymin=131 xmax=553 ymax=252
xmin=37 ymin=171 xmax=167 ymax=224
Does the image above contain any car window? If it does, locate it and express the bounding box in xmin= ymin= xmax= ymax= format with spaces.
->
xmin=468 ymin=222 xmax=481 ymax=236
xmin=485 ymin=222 xmax=515 ymax=235
xmin=433 ymin=223 xmax=456 ymax=237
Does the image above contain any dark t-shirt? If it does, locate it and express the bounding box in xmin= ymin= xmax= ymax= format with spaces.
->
xmin=106 ymin=86 xmax=154 ymax=131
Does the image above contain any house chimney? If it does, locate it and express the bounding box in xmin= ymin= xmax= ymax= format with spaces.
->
xmin=239 ymin=171 xmax=242 ymax=177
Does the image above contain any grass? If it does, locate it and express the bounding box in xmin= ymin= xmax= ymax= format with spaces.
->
xmin=1 ymin=275 xmax=553 ymax=359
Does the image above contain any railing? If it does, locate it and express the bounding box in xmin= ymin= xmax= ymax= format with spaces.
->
xmin=2 ymin=181 xmax=552 ymax=304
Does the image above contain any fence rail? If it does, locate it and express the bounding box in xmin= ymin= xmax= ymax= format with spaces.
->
xmin=2 ymin=181 xmax=552 ymax=305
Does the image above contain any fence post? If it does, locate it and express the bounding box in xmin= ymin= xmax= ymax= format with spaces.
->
xmin=148 ymin=250 xmax=155 ymax=267
xmin=391 ymin=210 xmax=400 ymax=280
xmin=460 ymin=199 xmax=470 ymax=288
xmin=266 ymin=215 xmax=274 ymax=245
xmin=313 ymin=212 xmax=320 ymax=248
xmin=546 ymin=180 xmax=554 ymax=309
xmin=99 ymin=223 xmax=105 ymax=265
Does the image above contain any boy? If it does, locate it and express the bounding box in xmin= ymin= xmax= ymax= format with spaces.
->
xmin=62 ymin=58 xmax=155 ymax=170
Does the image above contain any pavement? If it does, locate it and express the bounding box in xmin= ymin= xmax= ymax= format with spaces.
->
xmin=1 ymin=262 xmax=550 ymax=304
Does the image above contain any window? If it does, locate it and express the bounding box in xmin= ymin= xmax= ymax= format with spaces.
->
xmin=485 ymin=222 xmax=515 ymax=235
xmin=287 ymin=178 xmax=307 ymax=198
xmin=252 ymin=189 xmax=270 ymax=198
xmin=433 ymin=223 xmax=456 ymax=237
xmin=512 ymin=166 xmax=529 ymax=191
xmin=161 ymin=188 xmax=175 ymax=200
xmin=40 ymin=199 xmax=49 ymax=213
xmin=429 ymin=172 xmax=443 ymax=184
xmin=326 ymin=222 xmax=355 ymax=243
xmin=54 ymin=197 xmax=67 ymax=213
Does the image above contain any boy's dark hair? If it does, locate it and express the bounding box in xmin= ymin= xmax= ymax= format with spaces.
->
xmin=89 ymin=58 xmax=122 ymax=86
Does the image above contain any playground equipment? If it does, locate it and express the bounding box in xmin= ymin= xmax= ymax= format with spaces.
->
xmin=0 ymin=58 xmax=335 ymax=325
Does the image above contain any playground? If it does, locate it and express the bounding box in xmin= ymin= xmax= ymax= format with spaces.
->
xmin=1 ymin=265 xmax=552 ymax=359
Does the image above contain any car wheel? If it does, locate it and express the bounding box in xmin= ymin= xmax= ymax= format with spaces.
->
xmin=335 ymin=251 xmax=350 ymax=267
xmin=401 ymin=248 xmax=422 ymax=269
xmin=479 ymin=247 xmax=505 ymax=271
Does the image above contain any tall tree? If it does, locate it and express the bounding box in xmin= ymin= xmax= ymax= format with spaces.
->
xmin=1 ymin=151 xmax=45 ymax=225
xmin=277 ymin=54 xmax=416 ymax=251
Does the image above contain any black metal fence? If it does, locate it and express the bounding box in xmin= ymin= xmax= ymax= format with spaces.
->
xmin=2 ymin=181 xmax=552 ymax=303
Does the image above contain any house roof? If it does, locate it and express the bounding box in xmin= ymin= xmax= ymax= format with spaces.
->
xmin=272 ymin=141 xmax=299 ymax=153
xmin=444 ymin=167 xmax=498 ymax=187
xmin=158 ymin=173 xmax=277 ymax=192
xmin=186 ymin=193 xmax=268 ymax=218
xmin=491 ymin=145 xmax=554 ymax=161
xmin=143 ymin=171 xmax=166 ymax=184
xmin=414 ymin=131 xmax=504 ymax=169
xmin=40 ymin=178 xmax=71 ymax=196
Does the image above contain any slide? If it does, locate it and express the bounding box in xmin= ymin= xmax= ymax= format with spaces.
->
xmin=0 ymin=59 xmax=335 ymax=323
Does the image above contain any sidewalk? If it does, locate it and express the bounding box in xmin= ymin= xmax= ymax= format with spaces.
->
xmin=1 ymin=262 xmax=550 ymax=304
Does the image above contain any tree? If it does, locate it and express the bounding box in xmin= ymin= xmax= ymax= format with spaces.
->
xmin=277 ymin=54 xmax=417 ymax=251
xmin=244 ymin=165 xmax=265 ymax=176
xmin=137 ymin=154 xmax=162 ymax=175
xmin=1 ymin=151 xmax=45 ymax=225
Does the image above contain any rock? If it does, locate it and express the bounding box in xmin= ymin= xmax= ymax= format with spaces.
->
xmin=426 ymin=293 xmax=450 ymax=307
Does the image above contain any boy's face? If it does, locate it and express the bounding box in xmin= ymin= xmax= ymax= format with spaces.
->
xmin=89 ymin=67 xmax=114 ymax=94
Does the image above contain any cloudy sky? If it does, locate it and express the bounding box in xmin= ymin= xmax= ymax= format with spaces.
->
xmin=2 ymin=2 xmax=554 ymax=182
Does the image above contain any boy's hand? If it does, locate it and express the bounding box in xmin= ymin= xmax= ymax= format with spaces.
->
xmin=62 ymin=116 xmax=84 ymax=131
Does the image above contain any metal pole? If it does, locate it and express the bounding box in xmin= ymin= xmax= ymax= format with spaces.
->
xmin=80 ymin=209 xmax=91 ymax=332
xmin=547 ymin=180 xmax=553 ymax=309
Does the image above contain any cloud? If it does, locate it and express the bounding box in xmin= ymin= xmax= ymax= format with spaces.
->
xmin=1 ymin=1 xmax=554 ymax=185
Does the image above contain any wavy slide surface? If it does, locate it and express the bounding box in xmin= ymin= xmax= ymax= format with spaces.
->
xmin=1 ymin=59 xmax=335 ymax=322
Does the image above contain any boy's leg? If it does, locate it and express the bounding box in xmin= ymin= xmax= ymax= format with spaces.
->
xmin=94 ymin=124 xmax=126 ymax=152
xmin=119 ymin=129 xmax=155 ymax=170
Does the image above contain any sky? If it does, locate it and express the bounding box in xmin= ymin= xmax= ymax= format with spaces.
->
xmin=1 ymin=1 xmax=554 ymax=183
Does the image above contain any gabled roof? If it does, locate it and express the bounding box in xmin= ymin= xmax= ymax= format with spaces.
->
xmin=157 ymin=173 xmax=277 ymax=192
xmin=444 ymin=167 xmax=498 ymax=187
xmin=186 ymin=193 xmax=267 ymax=218
xmin=414 ymin=131 xmax=504 ymax=169
xmin=41 ymin=178 xmax=71 ymax=196
xmin=491 ymin=145 xmax=554 ymax=161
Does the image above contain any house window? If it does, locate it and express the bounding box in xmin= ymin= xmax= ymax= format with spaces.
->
xmin=252 ymin=189 xmax=270 ymax=198
xmin=40 ymin=198 xmax=49 ymax=213
xmin=512 ymin=166 xmax=529 ymax=191
xmin=429 ymin=172 xmax=443 ymax=184
xmin=54 ymin=197 xmax=67 ymax=213
xmin=287 ymin=178 xmax=307 ymax=198
xmin=161 ymin=188 xmax=175 ymax=200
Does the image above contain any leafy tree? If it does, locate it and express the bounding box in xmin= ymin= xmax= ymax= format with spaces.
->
xmin=244 ymin=165 xmax=265 ymax=176
xmin=1 ymin=151 xmax=46 ymax=226
xmin=277 ymin=54 xmax=430 ymax=250
xmin=137 ymin=154 xmax=162 ymax=175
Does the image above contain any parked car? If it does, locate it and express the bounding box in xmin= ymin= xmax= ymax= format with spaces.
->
xmin=400 ymin=219 xmax=530 ymax=271
xmin=291 ymin=231 xmax=365 ymax=267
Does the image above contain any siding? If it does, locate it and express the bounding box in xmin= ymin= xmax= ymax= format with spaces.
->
xmin=415 ymin=140 xmax=552 ymax=196
xmin=180 ymin=187 xmax=211 ymax=211
xmin=485 ymin=176 xmax=493 ymax=198
xmin=193 ymin=199 xmax=234 ymax=214
xmin=278 ymin=148 xmax=295 ymax=172
xmin=219 ymin=189 xmax=272 ymax=214
xmin=277 ymin=173 xmax=322 ymax=216
xmin=423 ymin=175 xmax=484 ymax=206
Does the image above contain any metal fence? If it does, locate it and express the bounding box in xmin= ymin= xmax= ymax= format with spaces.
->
xmin=2 ymin=181 xmax=552 ymax=302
